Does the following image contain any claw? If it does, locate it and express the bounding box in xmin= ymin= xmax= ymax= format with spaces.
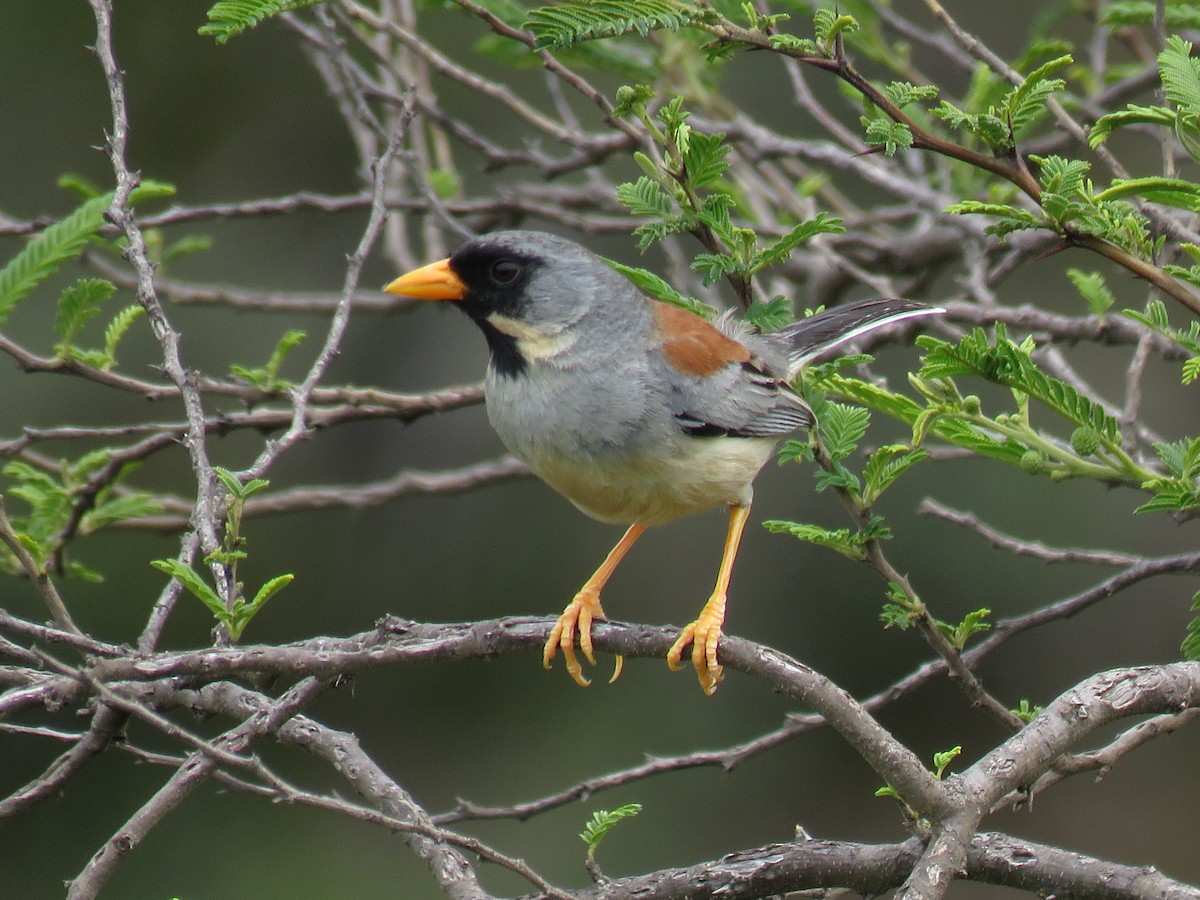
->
xmin=667 ymin=605 xmax=725 ymax=695
xmin=543 ymin=589 xmax=605 ymax=686
xmin=543 ymin=522 xmax=646 ymax=688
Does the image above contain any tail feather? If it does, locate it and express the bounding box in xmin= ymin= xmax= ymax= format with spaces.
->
xmin=781 ymin=298 xmax=942 ymax=375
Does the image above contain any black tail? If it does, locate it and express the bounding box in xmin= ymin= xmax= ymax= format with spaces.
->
xmin=780 ymin=298 xmax=942 ymax=375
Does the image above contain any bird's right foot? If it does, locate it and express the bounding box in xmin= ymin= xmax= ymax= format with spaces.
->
xmin=543 ymin=589 xmax=605 ymax=686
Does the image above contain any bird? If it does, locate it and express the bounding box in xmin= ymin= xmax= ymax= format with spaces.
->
xmin=385 ymin=230 xmax=941 ymax=694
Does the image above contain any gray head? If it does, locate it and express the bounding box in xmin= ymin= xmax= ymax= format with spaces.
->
xmin=439 ymin=231 xmax=640 ymax=376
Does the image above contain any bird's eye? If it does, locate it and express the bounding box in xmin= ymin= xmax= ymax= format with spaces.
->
xmin=488 ymin=259 xmax=521 ymax=286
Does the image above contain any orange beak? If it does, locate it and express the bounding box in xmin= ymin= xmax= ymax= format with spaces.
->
xmin=384 ymin=258 xmax=468 ymax=301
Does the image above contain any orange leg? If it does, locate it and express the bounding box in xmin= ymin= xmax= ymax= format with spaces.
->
xmin=667 ymin=503 xmax=751 ymax=695
xmin=544 ymin=522 xmax=647 ymax=687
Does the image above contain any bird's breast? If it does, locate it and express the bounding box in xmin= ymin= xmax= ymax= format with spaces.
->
xmin=483 ymin=348 xmax=776 ymax=525
xmin=519 ymin=434 xmax=776 ymax=526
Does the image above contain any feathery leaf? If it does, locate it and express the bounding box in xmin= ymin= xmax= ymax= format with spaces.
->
xmin=525 ymin=0 xmax=712 ymax=50
xmin=199 ymin=0 xmax=328 ymax=43
xmin=0 ymin=195 xmax=109 ymax=326
xmin=55 ymin=279 xmax=114 ymax=347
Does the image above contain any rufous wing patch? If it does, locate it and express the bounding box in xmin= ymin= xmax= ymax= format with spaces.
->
xmin=653 ymin=302 xmax=751 ymax=376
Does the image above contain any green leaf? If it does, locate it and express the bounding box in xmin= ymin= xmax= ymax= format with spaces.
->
xmin=1065 ymin=269 xmax=1114 ymax=315
xmin=616 ymin=176 xmax=692 ymax=249
xmin=680 ymin=129 xmax=730 ymax=188
xmin=613 ymin=83 xmax=656 ymax=119
xmin=427 ymin=169 xmax=461 ymax=201
xmin=1011 ymin=698 xmax=1043 ymax=723
xmin=151 ymin=559 xmax=226 ymax=618
xmin=863 ymin=118 xmax=913 ymax=155
xmin=579 ymin=803 xmax=642 ymax=861
xmin=690 ymin=252 xmax=739 ymax=286
xmin=762 ymin=520 xmax=868 ymax=560
xmin=1152 ymin=437 xmax=1200 ymax=479
xmin=1036 ymin=154 xmax=1091 ymax=196
xmin=943 ymin=200 xmax=1045 ymax=237
xmin=70 ymin=449 xmax=116 ymax=481
xmin=1183 ymin=357 xmax=1200 ymax=384
xmin=125 ymin=180 xmax=177 ymax=205
xmin=1124 ymin=298 xmax=1172 ymax=333
xmin=161 ymin=234 xmax=214 ymax=266
xmin=247 ymin=573 xmax=293 ymax=613
xmin=0 ymin=194 xmax=110 ymax=326
xmin=777 ymin=438 xmax=814 ymax=464
xmin=525 ymin=0 xmax=712 ymax=50
xmin=1175 ymin=113 xmax=1200 ymax=163
xmin=604 ymin=258 xmax=713 ymax=318
xmin=740 ymin=3 xmax=789 ymax=32
xmin=265 ymin=329 xmax=306 ymax=382
xmin=743 ymin=296 xmax=793 ymax=333
xmin=1183 ymin=589 xmax=1200 ymax=660
xmin=4 ymin=461 xmax=71 ymax=547
xmin=932 ymin=745 xmax=962 ymax=779
xmin=1135 ymin=437 xmax=1200 ymax=512
xmin=213 ymin=466 xmax=270 ymax=501
xmin=883 ymin=81 xmax=939 ymax=108
xmin=935 ymin=608 xmax=992 ymax=650
xmin=1089 ymin=104 xmax=1177 ymax=148
xmin=57 ymin=173 xmax=104 ymax=200
xmin=931 ymin=101 xmax=1010 ymax=150
xmin=1004 ymin=54 xmax=1071 ymax=138
xmin=880 ymin=602 xmax=916 ymax=630
xmin=1122 ymin=300 xmax=1200 ymax=383
xmin=862 ymin=444 xmax=929 ymax=506
xmin=1159 ymin=36 xmax=1200 ymax=119
xmin=916 ymin=328 xmax=1123 ymax=446
xmin=230 ymin=329 xmax=307 ymax=391
xmin=226 ymin=573 xmax=294 ymax=640
xmin=813 ymin=464 xmax=860 ymax=494
xmin=880 ymin=581 xmax=919 ymax=630
xmin=697 ymin=193 xmax=734 ymax=243
xmin=101 ymin=304 xmax=146 ymax=371
xmin=199 ymin=0 xmax=328 ymax=43
xmin=812 ymin=8 xmax=858 ymax=50
xmin=0 ymin=180 xmax=171 ymax=327
xmin=1134 ymin=485 xmax=1200 ymax=514
xmin=1101 ymin=2 xmax=1200 ymax=28
xmin=81 ymin=493 xmax=161 ymax=533
xmin=1094 ymin=176 xmax=1200 ymax=211
xmin=768 ymin=33 xmax=817 ymax=54
xmin=818 ymin=402 xmax=870 ymax=461
xmin=55 ymin=278 xmax=115 ymax=350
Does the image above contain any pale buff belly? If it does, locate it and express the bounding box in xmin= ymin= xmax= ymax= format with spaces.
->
xmin=524 ymin=436 xmax=776 ymax=526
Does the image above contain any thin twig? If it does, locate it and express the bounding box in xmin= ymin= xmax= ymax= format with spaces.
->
xmin=919 ymin=499 xmax=1143 ymax=567
xmin=0 ymin=498 xmax=82 ymax=634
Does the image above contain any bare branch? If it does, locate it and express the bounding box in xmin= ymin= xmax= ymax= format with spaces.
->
xmin=66 ymin=677 xmax=328 ymax=900
xmin=0 ymin=498 xmax=81 ymax=634
xmin=919 ymin=499 xmax=1143 ymax=567
xmin=183 ymin=679 xmax=492 ymax=900
xmin=117 ymin=457 xmax=529 ymax=529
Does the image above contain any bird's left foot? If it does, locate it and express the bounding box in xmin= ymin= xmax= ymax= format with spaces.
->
xmin=667 ymin=594 xmax=726 ymax=695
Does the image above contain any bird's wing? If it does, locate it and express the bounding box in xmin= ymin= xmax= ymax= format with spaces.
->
xmin=651 ymin=302 xmax=813 ymax=439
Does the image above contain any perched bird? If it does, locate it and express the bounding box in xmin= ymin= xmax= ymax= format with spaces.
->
xmin=386 ymin=231 xmax=940 ymax=694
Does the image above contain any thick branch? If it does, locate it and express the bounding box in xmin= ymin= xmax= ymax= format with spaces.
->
xmin=574 ymin=832 xmax=1200 ymax=900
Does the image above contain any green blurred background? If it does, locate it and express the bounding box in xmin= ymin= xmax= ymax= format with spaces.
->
xmin=0 ymin=2 xmax=1197 ymax=897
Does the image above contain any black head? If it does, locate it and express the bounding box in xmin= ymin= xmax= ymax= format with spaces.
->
xmin=385 ymin=230 xmax=629 ymax=378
